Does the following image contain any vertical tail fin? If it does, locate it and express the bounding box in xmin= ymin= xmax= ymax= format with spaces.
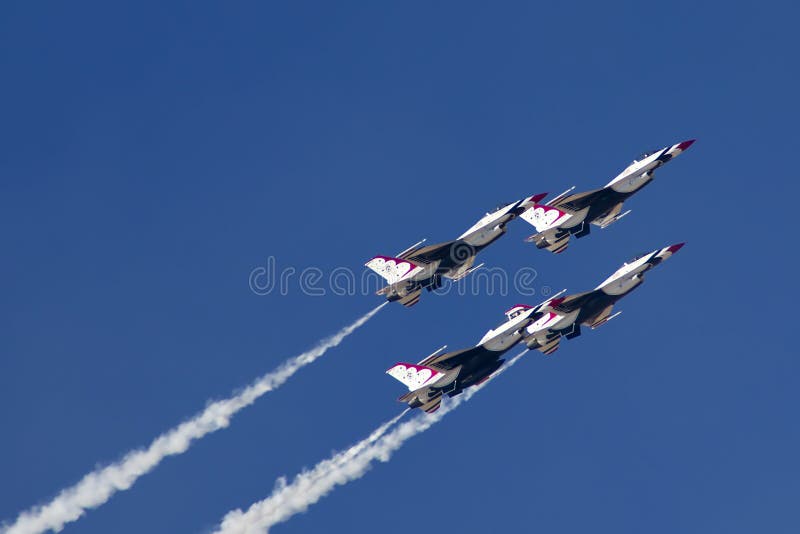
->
xmin=520 ymin=204 xmax=573 ymax=233
xmin=386 ymin=363 xmax=445 ymax=392
xmin=365 ymin=255 xmax=423 ymax=285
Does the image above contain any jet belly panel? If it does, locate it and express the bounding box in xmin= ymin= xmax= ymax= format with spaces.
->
xmin=607 ymin=170 xmax=653 ymax=194
xmin=599 ymin=274 xmax=643 ymax=296
xmin=595 ymin=254 xmax=653 ymax=292
xmin=605 ymin=151 xmax=663 ymax=191
xmin=481 ymin=331 xmax=523 ymax=351
xmin=461 ymin=224 xmax=506 ymax=247
xmin=457 ymin=202 xmax=518 ymax=242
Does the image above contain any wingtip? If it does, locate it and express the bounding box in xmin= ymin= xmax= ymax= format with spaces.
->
xmin=667 ymin=242 xmax=685 ymax=253
xmin=530 ymin=192 xmax=549 ymax=203
xmin=677 ymin=139 xmax=696 ymax=151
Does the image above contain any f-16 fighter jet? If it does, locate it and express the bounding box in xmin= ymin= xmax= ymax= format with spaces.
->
xmin=522 ymin=243 xmax=684 ymax=354
xmin=366 ymin=194 xmax=546 ymax=307
xmin=386 ymin=243 xmax=682 ymax=412
xmin=520 ymin=140 xmax=694 ymax=253
xmin=385 ymin=286 xmax=583 ymax=412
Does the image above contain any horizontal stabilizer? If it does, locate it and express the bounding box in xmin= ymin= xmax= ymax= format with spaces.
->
xmin=525 ymin=228 xmax=571 ymax=254
xmin=387 ymin=362 xmax=445 ymax=392
xmin=421 ymin=397 xmax=443 ymax=413
xmin=526 ymin=335 xmax=560 ymax=355
xmin=396 ymin=288 xmax=422 ymax=307
xmin=541 ymin=338 xmax=560 ymax=355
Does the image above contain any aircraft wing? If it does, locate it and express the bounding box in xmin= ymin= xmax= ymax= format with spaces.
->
xmin=582 ymin=304 xmax=618 ymax=329
xmin=419 ymin=345 xmax=499 ymax=371
xmin=549 ymin=290 xmax=598 ymax=314
xmin=593 ymin=201 xmax=626 ymax=228
xmin=533 ymin=336 xmax=561 ymax=355
xmin=400 ymin=239 xmax=460 ymax=264
xmin=551 ymin=188 xmax=605 ymax=212
xmin=551 ymin=290 xmax=621 ymax=329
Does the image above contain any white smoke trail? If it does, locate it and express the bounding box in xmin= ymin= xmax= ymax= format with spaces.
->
xmin=215 ymin=349 xmax=528 ymax=534
xmin=1 ymin=303 xmax=387 ymax=534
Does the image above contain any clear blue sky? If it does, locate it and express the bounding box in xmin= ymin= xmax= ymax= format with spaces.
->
xmin=1 ymin=2 xmax=797 ymax=533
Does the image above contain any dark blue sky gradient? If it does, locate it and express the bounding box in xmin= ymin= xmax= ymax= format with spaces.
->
xmin=1 ymin=2 xmax=797 ymax=533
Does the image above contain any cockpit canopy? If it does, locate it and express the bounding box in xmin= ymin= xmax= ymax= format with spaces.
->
xmin=632 ymin=150 xmax=656 ymax=163
xmin=624 ymin=251 xmax=650 ymax=265
xmin=504 ymin=304 xmax=533 ymax=321
xmin=491 ymin=202 xmax=510 ymax=213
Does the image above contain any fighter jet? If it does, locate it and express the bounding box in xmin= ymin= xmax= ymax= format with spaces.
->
xmin=385 ymin=286 xmax=586 ymax=412
xmin=520 ymin=140 xmax=695 ymax=253
xmin=522 ymin=243 xmax=684 ymax=354
xmin=386 ymin=243 xmax=683 ymax=412
xmin=366 ymin=194 xmax=546 ymax=307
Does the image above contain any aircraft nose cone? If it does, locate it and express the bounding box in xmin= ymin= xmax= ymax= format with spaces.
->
xmin=677 ymin=139 xmax=696 ymax=151
xmin=667 ymin=242 xmax=685 ymax=254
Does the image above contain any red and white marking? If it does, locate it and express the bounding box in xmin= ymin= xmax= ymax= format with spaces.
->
xmin=365 ymin=255 xmax=422 ymax=285
xmin=520 ymin=204 xmax=572 ymax=232
xmin=386 ymin=362 xmax=445 ymax=392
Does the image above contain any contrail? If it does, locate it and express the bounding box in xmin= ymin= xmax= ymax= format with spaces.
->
xmin=214 ymin=349 xmax=528 ymax=534
xmin=1 ymin=303 xmax=386 ymax=534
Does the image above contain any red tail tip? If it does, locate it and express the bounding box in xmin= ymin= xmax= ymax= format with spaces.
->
xmin=677 ymin=139 xmax=696 ymax=151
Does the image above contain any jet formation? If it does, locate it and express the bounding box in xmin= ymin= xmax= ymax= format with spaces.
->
xmin=366 ymin=139 xmax=693 ymax=306
xmin=386 ymin=244 xmax=683 ymax=412
xmin=366 ymin=140 xmax=695 ymax=411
